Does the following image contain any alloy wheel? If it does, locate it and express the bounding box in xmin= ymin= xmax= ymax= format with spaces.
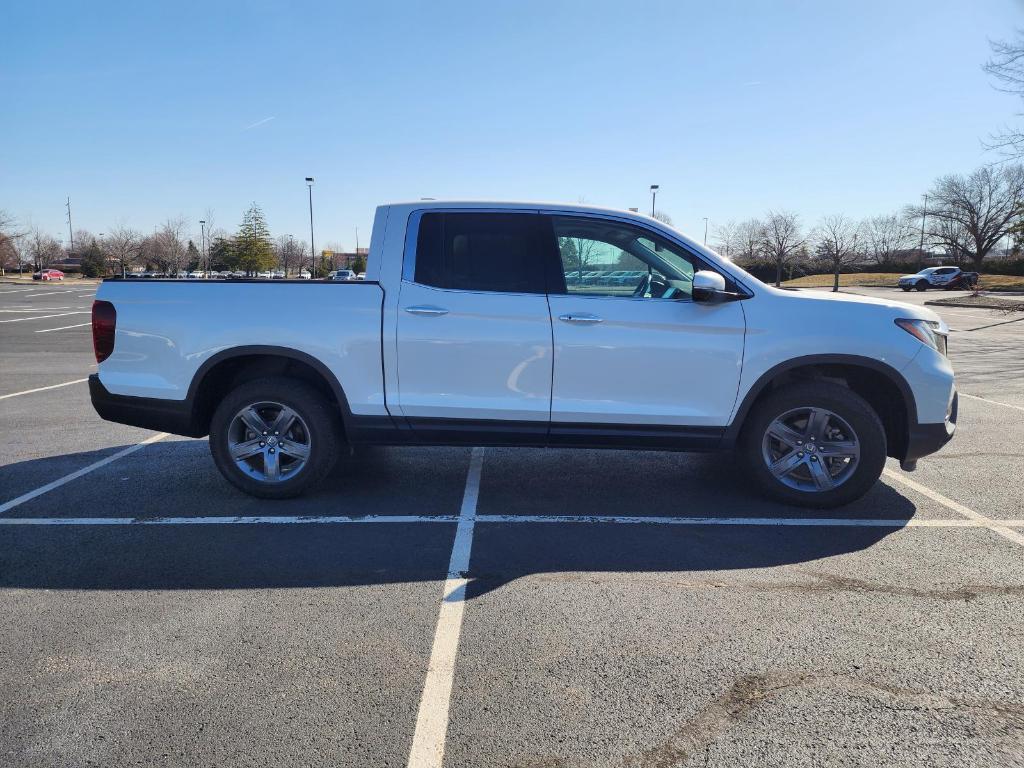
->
xmin=227 ymin=400 xmax=312 ymax=483
xmin=761 ymin=406 xmax=861 ymax=492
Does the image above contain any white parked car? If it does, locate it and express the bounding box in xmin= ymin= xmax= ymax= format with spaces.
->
xmin=331 ymin=269 xmax=356 ymax=281
xmin=89 ymin=201 xmax=957 ymax=506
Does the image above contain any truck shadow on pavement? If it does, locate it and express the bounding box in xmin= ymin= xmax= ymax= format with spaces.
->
xmin=0 ymin=441 xmax=919 ymax=597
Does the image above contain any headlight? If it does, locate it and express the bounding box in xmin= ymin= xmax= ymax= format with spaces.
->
xmin=895 ymin=318 xmax=947 ymax=355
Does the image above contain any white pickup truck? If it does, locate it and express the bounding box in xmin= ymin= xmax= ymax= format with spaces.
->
xmin=90 ymin=201 xmax=957 ymax=507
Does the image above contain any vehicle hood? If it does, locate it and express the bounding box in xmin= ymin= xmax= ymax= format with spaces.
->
xmin=899 ymin=273 xmax=924 ymax=280
xmin=770 ymin=286 xmax=942 ymax=323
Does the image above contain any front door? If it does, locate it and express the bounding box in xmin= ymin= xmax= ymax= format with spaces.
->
xmin=545 ymin=214 xmax=746 ymax=429
xmin=395 ymin=211 xmax=553 ymax=430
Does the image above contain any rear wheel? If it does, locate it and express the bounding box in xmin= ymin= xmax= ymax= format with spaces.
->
xmin=739 ymin=381 xmax=886 ymax=508
xmin=209 ymin=377 xmax=340 ymax=499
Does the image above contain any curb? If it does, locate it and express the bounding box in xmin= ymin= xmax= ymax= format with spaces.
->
xmin=925 ymin=299 xmax=1024 ymax=311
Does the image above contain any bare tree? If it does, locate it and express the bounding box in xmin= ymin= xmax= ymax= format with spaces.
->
xmin=105 ymin=226 xmax=142 ymax=276
xmin=274 ymin=235 xmax=307 ymax=276
xmin=151 ymin=218 xmax=189 ymax=275
xmin=862 ymin=213 xmax=914 ymax=267
xmin=0 ymin=210 xmax=25 ymax=276
xmin=760 ymin=211 xmax=806 ymax=286
xmin=652 ymin=210 xmax=673 ymax=226
xmin=984 ymin=32 xmax=1024 ymax=158
xmin=733 ymin=218 xmax=764 ymax=265
xmin=812 ymin=215 xmax=862 ymax=293
xmin=26 ymin=228 xmax=63 ymax=272
xmin=711 ymin=219 xmax=739 ymax=259
xmin=907 ymin=164 xmax=1024 ymax=268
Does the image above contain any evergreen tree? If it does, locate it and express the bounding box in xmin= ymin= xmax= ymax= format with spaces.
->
xmin=209 ymin=237 xmax=235 ymax=271
xmin=79 ymin=241 xmax=106 ymax=277
xmin=234 ymin=203 xmax=275 ymax=274
xmin=186 ymin=240 xmax=200 ymax=270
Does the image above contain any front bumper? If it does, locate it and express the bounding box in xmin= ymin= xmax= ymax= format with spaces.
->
xmin=900 ymin=390 xmax=957 ymax=470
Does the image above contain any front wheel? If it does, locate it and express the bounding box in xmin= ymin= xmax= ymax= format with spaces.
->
xmin=915 ymin=280 xmax=928 ymax=291
xmin=739 ymin=381 xmax=886 ymax=508
xmin=900 ymin=286 xmax=911 ymax=292
xmin=209 ymin=376 xmax=341 ymax=499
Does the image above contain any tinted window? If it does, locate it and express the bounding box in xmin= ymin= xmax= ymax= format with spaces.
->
xmin=414 ymin=212 xmax=544 ymax=293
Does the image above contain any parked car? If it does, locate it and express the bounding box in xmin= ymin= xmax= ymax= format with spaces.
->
xmin=32 ymin=269 xmax=65 ymax=281
xmin=89 ymin=200 xmax=957 ymax=507
xmin=356 ymin=272 xmax=366 ymax=280
xmin=898 ymin=266 xmax=978 ymax=292
xmin=331 ymin=269 xmax=356 ymax=281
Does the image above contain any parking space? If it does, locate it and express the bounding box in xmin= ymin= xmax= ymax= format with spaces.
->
xmin=1 ymin=281 xmax=1023 ymax=767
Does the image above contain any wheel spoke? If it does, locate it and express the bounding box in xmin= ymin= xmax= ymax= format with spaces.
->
xmin=269 ymin=406 xmax=297 ymax=436
xmin=769 ymin=451 xmax=804 ymax=478
xmin=230 ymin=437 xmax=264 ymax=460
xmin=767 ymin=421 xmax=804 ymax=449
xmin=239 ymin=407 xmax=269 ymax=435
xmin=806 ymin=458 xmax=835 ymax=490
xmin=264 ymin=449 xmax=281 ymax=481
xmin=818 ymin=440 xmax=858 ymax=458
xmin=804 ymin=408 xmax=830 ymax=440
xmin=279 ymin=441 xmax=310 ymax=461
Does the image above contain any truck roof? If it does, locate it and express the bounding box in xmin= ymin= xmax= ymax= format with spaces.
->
xmin=378 ymin=200 xmax=707 ymax=251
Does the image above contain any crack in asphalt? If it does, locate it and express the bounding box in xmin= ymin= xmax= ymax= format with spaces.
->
xmin=622 ymin=673 xmax=1024 ymax=768
xmin=518 ymin=572 xmax=1024 ymax=603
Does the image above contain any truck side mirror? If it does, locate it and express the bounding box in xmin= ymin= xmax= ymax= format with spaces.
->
xmin=692 ymin=270 xmax=727 ymax=303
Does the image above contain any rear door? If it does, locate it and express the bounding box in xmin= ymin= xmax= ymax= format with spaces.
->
xmin=395 ymin=210 xmax=554 ymax=431
xmin=544 ymin=214 xmax=746 ymax=430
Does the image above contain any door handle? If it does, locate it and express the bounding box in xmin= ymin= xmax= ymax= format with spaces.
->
xmin=405 ymin=305 xmax=449 ymax=316
xmin=558 ymin=313 xmax=603 ymax=324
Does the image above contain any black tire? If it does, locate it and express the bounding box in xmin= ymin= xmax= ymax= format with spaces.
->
xmin=209 ymin=376 xmax=341 ymax=499
xmin=739 ymin=381 xmax=886 ymax=508
xmin=915 ymin=280 xmax=928 ymax=292
xmin=900 ymin=286 xmax=911 ymax=292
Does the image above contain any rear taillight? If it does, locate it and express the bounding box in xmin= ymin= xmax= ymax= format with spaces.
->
xmin=92 ymin=300 xmax=116 ymax=363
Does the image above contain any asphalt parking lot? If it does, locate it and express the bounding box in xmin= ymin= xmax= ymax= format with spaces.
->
xmin=1 ymin=278 xmax=1022 ymax=767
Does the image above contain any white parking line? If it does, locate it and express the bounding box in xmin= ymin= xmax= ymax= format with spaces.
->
xmin=960 ymin=392 xmax=1024 ymax=413
xmin=0 ymin=307 xmax=76 ymax=312
xmin=0 ymin=433 xmax=169 ymax=515
xmin=35 ymin=323 xmax=91 ymax=333
xmin=0 ymin=514 xmax=461 ymax=525
xmin=407 ymin=446 xmax=484 ymax=768
xmin=0 ymin=311 xmax=89 ymax=323
xmin=0 ymin=378 xmax=89 ymax=400
xmin=0 ymin=515 xmax=986 ymax=527
xmin=882 ymin=468 xmax=1024 ymax=547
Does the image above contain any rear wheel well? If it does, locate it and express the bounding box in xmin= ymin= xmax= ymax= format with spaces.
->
xmin=739 ymin=363 xmax=909 ymax=459
xmin=192 ymin=354 xmax=346 ymax=437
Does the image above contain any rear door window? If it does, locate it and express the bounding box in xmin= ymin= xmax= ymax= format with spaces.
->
xmin=413 ymin=212 xmax=546 ymax=294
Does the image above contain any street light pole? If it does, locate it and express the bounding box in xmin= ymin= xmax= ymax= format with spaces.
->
xmin=703 ymin=217 xmax=709 ymax=246
xmin=918 ymin=194 xmax=928 ymax=266
xmin=305 ymin=177 xmax=316 ymax=278
xmin=199 ymin=220 xmax=206 ymax=277
xmin=649 ymin=184 xmax=659 ymax=217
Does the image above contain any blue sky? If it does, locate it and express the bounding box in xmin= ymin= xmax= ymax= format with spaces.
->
xmin=3 ymin=0 xmax=1022 ymax=250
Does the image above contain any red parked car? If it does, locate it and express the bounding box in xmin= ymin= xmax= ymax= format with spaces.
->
xmin=32 ymin=269 xmax=65 ymax=281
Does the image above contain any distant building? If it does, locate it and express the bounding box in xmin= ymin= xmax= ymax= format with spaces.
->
xmin=321 ymin=248 xmax=368 ymax=269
